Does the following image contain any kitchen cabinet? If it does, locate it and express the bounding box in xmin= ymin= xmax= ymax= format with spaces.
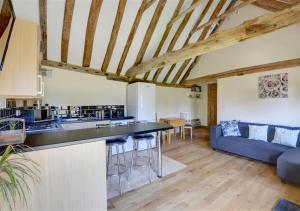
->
xmin=0 ymin=19 xmax=39 ymax=97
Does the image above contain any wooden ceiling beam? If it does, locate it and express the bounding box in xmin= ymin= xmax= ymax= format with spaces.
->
xmin=150 ymin=0 xmax=197 ymax=82
xmin=41 ymin=60 xmax=190 ymax=88
xmin=0 ymin=0 xmax=12 ymax=37
xmin=116 ymin=0 xmax=152 ymax=76
xmin=180 ymin=0 xmax=237 ymax=84
xmin=144 ymin=0 xmax=157 ymax=10
xmin=101 ymin=0 xmax=127 ymax=73
xmin=162 ymin=0 xmax=215 ymax=84
xmin=179 ymin=56 xmax=200 ymax=84
xmin=180 ymin=0 xmax=298 ymax=84
xmin=82 ymin=0 xmax=103 ymax=67
xmin=39 ymin=0 xmax=47 ymax=60
xmin=61 ymin=0 xmax=75 ymax=63
xmin=167 ymin=0 xmax=202 ymax=27
xmin=192 ymin=0 xmax=256 ymax=35
xmin=132 ymin=0 xmax=167 ymax=67
xmin=184 ymin=58 xmax=300 ymax=85
xmin=250 ymin=0 xmax=290 ymax=11
xmin=171 ymin=0 xmax=228 ymax=84
xmin=143 ymin=0 xmax=184 ymax=80
xmin=126 ymin=3 xmax=300 ymax=77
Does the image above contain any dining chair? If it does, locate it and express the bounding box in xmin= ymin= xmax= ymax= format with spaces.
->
xmin=180 ymin=112 xmax=193 ymax=141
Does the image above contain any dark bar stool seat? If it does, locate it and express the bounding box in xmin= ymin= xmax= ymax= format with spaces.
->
xmin=131 ymin=133 xmax=155 ymax=183
xmin=132 ymin=134 xmax=154 ymax=140
xmin=106 ymin=137 xmax=129 ymax=195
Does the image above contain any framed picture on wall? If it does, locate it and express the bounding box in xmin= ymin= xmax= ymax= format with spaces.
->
xmin=258 ymin=73 xmax=288 ymax=98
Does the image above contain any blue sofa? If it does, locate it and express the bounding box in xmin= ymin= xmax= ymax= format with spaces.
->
xmin=210 ymin=122 xmax=300 ymax=165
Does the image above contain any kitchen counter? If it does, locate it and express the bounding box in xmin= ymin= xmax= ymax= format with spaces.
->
xmin=25 ymin=122 xmax=172 ymax=151
xmin=14 ymin=122 xmax=172 ymax=210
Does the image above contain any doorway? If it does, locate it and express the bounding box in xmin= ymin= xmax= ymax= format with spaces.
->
xmin=207 ymin=83 xmax=217 ymax=126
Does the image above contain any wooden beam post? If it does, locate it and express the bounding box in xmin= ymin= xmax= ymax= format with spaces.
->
xmin=143 ymin=0 xmax=184 ymax=80
xmin=251 ymin=0 xmax=291 ymax=11
xmin=101 ymin=0 xmax=127 ymax=73
xmin=167 ymin=0 xmax=202 ymax=27
xmin=61 ymin=0 xmax=75 ymax=63
xmin=162 ymin=0 xmax=215 ymax=83
xmin=82 ymin=0 xmax=103 ymax=67
xmin=150 ymin=0 xmax=197 ymax=82
xmin=116 ymin=0 xmax=153 ymax=75
xmin=126 ymin=3 xmax=300 ymax=77
xmin=180 ymin=0 xmax=238 ymax=84
xmin=39 ymin=0 xmax=47 ymax=60
xmin=170 ymin=0 xmax=228 ymax=84
xmin=184 ymin=58 xmax=300 ymax=85
xmin=41 ymin=60 xmax=190 ymax=88
xmin=132 ymin=0 xmax=167 ymax=67
xmin=191 ymin=0 xmax=256 ymax=35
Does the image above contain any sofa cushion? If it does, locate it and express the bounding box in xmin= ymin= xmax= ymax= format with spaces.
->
xmin=238 ymin=122 xmax=300 ymax=147
xmin=220 ymin=120 xmax=241 ymax=137
xmin=248 ymin=125 xmax=268 ymax=142
xmin=272 ymin=127 xmax=300 ymax=148
xmin=217 ymin=136 xmax=291 ymax=164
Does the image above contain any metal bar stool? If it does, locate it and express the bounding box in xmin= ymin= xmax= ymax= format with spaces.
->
xmin=106 ymin=137 xmax=129 ymax=195
xmin=131 ymin=134 xmax=155 ymax=183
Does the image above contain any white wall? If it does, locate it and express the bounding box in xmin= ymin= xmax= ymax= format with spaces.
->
xmin=155 ymin=86 xmax=205 ymax=122
xmin=187 ymin=5 xmax=300 ymax=127
xmin=218 ymin=68 xmax=300 ymax=127
xmin=43 ymin=68 xmax=127 ymax=106
xmin=43 ymin=68 xmax=205 ymax=122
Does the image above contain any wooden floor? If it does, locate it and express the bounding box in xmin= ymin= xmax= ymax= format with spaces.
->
xmin=108 ymin=128 xmax=300 ymax=211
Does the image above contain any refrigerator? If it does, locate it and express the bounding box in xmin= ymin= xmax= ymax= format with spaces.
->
xmin=125 ymin=82 xmax=156 ymax=152
xmin=127 ymin=82 xmax=156 ymax=122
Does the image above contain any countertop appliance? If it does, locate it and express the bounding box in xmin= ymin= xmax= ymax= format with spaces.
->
xmin=127 ymin=82 xmax=156 ymax=122
xmin=23 ymin=107 xmax=53 ymax=123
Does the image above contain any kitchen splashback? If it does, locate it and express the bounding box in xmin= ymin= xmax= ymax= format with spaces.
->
xmin=0 ymin=107 xmax=21 ymax=119
xmin=0 ymin=105 xmax=126 ymax=120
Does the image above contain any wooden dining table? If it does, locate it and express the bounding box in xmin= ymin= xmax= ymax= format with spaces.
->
xmin=159 ymin=117 xmax=186 ymax=144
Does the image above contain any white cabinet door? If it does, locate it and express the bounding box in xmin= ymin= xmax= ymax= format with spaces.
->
xmin=61 ymin=123 xmax=86 ymax=131
xmin=61 ymin=120 xmax=111 ymax=131
xmin=111 ymin=119 xmax=134 ymax=125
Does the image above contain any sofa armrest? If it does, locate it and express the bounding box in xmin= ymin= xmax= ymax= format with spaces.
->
xmin=210 ymin=125 xmax=222 ymax=149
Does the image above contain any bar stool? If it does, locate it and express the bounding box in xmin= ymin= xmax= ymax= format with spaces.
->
xmin=106 ymin=137 xmax=129 ymax=195
xmin=131 ymin=134 xmax=155 ymax=183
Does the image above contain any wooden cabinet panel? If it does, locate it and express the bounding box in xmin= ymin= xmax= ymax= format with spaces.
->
xmin=0 ymin=19 xmax=38 ymax=97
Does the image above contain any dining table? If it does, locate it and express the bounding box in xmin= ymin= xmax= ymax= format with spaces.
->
xmin=159 ymin=117 xmax=186 ymax=144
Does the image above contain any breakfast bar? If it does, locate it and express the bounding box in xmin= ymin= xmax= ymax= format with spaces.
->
xmin=13 ymin=122 xmax=172 ymax=211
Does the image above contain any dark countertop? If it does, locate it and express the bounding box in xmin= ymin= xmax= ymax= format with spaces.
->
xmin=24 ymin=122 xmax=173 ymax=151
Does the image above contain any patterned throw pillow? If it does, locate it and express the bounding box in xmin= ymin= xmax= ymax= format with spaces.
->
xmin=220 ymin=120 xmax=241 ymax=137
xmin=272 ymin=127 xmax=300 ymax=147
xmin=248 ymin=125 xmax=269 ymax=142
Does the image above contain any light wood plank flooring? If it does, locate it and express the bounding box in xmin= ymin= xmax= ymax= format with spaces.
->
xmin=108 ymin=128 xmax=300 ymax=211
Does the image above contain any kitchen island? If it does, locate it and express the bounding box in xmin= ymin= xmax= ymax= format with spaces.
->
xmin=12 ymin=122 xmax=172 ymax=211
